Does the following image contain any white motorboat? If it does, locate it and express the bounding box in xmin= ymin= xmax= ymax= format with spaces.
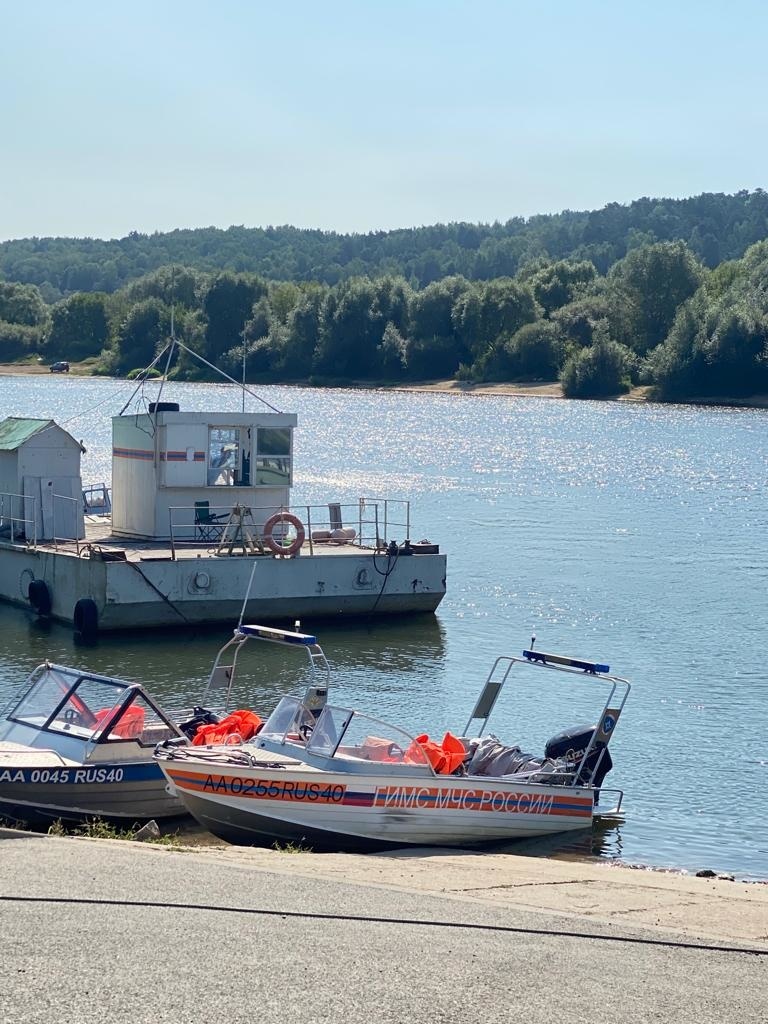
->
xmin=0 ymin=624 xmax=329 ymax=827
xmin=155 ymin=642 xmax=631 ymax=850
xmin=0 ymin=662 xmax=188 ymax=826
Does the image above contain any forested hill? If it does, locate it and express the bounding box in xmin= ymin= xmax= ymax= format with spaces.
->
xmin=3 ymin=190 xmax=768 ymax=301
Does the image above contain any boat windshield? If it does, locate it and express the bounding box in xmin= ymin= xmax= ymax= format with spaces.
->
xmin=306 ymin=706 xmax=430 ymax=767
xmin=259 ymin=695 xmax=317 ymax=743
xmin=7 ymin=665 xmax=177 ymax=745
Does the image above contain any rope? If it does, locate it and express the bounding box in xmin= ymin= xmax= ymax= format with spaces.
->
xmin=124 ymin=560 xmax=191 ymax=625
xmin=369 ymin=546 xmax=400 ymax=615
xmin=1 ymin=895 xmax=765 ymax=957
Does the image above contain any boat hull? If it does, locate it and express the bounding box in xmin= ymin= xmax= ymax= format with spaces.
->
xmin=0 ymin=761 xmax=183 ymax=826
xmin=160 ymin=761 xmax=595 ymax=851
xmin=0 ymin=544 xmax=446 ymax=631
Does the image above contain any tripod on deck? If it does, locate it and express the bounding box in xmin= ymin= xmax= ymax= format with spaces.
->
xmin=215 ymin=504 xmax=264 ymax=556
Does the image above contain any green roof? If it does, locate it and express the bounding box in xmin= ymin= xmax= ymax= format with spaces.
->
xmin=0 ymin=417 xmax=73 ymax=452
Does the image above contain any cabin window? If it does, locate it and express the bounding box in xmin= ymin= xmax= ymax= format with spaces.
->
xmin=208 ymin=427 xmax=241 ymax=486
xmin=207 ymin=426 xmax=291 ymax=486
xmin=254 ymin=427 xmax=292 ymax=486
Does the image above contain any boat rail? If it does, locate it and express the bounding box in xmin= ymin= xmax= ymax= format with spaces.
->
xmin=594 ymin=788 xmax=624 ymax=816
xmin=0 ymin=491 xmax=38 ymax=547
xmin=166 ymin=497 xmax=411 ymax=558
xmin=463 ymin=645 xmax=631 ymax=790
xmin=200 ymin=623 xmax=330 ymax=710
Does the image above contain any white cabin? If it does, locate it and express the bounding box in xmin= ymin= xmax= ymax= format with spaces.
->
xmin=111 ymin=403 xmax=298 ymax=540
xmin=0 ymin=417 xmax=85 ymax=542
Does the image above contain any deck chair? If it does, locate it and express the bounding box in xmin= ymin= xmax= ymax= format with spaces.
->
xmin=194 ymin=501 xmax=227 ymax=542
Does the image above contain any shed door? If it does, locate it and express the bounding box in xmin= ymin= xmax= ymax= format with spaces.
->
xmin=23 ymin=476 xmax=84 ymax=541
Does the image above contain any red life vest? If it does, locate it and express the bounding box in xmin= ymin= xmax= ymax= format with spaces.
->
xmin=192 ymin=709 xmax=262 ymax=746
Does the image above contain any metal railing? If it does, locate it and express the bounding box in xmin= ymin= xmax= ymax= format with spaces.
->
xmin=166 ymin=497 xmax=412 ymax=560
xmin=51 ymin=493 xmax=85 ymax=554
xmin=0 ymin=491 xmax=37 ymax=547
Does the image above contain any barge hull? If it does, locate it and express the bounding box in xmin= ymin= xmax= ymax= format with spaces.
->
xmin=0 ymin=543 xmax=446 ymax=631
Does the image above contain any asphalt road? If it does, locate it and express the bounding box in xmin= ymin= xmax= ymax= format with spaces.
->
xmin=1 ymin=831 xmax=765 ymax=1024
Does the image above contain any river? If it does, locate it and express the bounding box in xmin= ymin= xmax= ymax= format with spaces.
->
xmin=1 ymin=375 xmax=766 ymax=879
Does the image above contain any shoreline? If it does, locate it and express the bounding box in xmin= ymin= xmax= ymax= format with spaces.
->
xmin=3 ymin=362 xmax=768 ymax=409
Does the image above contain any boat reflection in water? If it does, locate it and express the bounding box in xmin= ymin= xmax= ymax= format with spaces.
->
xmin=486 ymin=813 xmax=624 ymax=863
xmin=0 ymin=602 xmax=448 ymax=716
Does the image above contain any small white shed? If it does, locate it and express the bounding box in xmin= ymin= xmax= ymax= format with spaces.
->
xmin=0 ymin=417 xmax=85 ymax=542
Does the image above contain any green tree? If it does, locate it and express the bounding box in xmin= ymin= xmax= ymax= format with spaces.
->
xmin=650 ymin=241 xmax=768 ymax=398
xmin=378 ymin=321 xmax=408 ymax=377
xmin=0 ymin=281 xmax=48 ymax=327
xmin=409 ymin=276 xmax=470 ymax=342
xmin=277 ymin=287 xmax=326 ymax=377
xmin=608 ymin=241 xmax=704 ymax=353
xmin=527 ymin=260 xmax=597 ymax=316
xmin=0 ymin=322 xmax=42 ymax=360
xmin=504 ymin=321 xmax=568 ymax=379
xmin=560 ymin=321 xmax=636 ymax=397
xmin=48 ymin=293 xmax=109 ymax=360
xmin=453 ymin=278 xmax=539 ymax=359
xmin=111 ymin=299 xmax=171 ymax=374
xmin=125 ymin=265 xmax=202 ymax=308
xmin=202 ymin=273 xmax=267 ymax=365
xmin=315 ymin=278 xmax=382 ymax=378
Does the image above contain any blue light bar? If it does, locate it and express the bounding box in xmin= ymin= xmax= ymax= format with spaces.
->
xmin=238 ymin=624 xmax=318 ymax=645
xmin=523 ymin=649 xmax=609 ymax=674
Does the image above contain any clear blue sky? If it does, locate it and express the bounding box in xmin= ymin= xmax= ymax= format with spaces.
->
xmin=1 ymin=0 xmax=765 ymax=240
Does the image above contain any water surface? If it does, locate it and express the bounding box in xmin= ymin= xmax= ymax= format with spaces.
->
xmin=1 ymin=376 xmax=766 ymax=879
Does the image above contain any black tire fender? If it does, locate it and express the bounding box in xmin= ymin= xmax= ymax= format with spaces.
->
xmin=28 ymin=579 xmax=52 ymax=616
xmin=73 ymin=598 xmax=99 ymax=640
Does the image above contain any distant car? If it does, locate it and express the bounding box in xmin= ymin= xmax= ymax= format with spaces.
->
xmin=50 ymin=361 xmax=70 ymax=373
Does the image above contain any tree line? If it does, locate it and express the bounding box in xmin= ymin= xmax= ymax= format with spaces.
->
xmin=2 ymin=235 xmax=768 ymax=400
xmin=3 ymin=190 xmax=768 ymax=302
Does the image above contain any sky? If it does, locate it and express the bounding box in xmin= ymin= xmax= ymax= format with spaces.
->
xmin=1 ymin=0 xmax=766 ymax=241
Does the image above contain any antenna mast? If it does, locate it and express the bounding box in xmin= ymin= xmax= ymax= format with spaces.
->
xmin=241 ymin=326 xmax=247 ymax=413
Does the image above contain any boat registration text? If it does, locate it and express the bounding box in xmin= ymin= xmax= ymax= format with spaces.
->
xmin=172 ymin=772 xmax=593 ymax=817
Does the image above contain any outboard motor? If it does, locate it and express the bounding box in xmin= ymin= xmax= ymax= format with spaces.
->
xmin=545 ymin=723 xmax=613 ymax=791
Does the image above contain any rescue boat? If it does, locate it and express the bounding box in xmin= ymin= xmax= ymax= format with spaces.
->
xmin=155 ymin=639 xmax=631 ymax=850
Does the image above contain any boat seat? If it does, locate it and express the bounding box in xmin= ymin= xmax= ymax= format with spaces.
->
xmin=194 ymin=501 xmax=228 ymax=542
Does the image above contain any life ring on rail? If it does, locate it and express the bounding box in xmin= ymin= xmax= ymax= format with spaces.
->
xmin=262 ymin=512 xmax=305 ymax=557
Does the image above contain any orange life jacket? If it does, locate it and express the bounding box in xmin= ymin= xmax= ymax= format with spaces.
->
xmin=192 ymin=709 xmax=262 ymax=746
xmin=406 ymin=731 xmax=466 ymax=774
xmin=94 ymin=704 xmax=145 ymax=740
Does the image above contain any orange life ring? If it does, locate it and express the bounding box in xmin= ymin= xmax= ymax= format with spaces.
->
xmin=263 ymin=512 xmax=305 ymax=557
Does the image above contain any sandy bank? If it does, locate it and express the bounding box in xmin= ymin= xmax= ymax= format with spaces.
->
xmin=0 ymin=362 xmax=96 ymax=377
xmin=391 ymin=379 xmax=768 ymax=407
xmin=3 ymin=363 xmax=768 ymax=408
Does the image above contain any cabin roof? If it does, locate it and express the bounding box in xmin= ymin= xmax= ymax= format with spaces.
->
xmin=0 ymin=417 xmax=84 ymax=452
